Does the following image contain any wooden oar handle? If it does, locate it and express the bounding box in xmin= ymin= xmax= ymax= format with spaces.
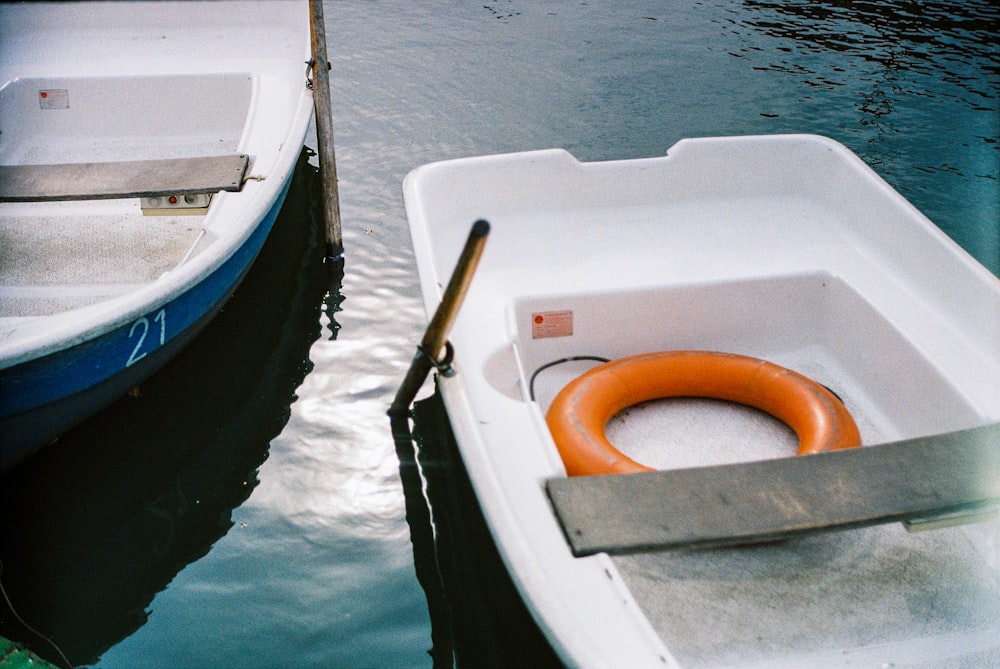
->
xmin=420 ymin=219 xmax=490 ymax=358
xmin=389 ymin=220 xmax=490 ymax=417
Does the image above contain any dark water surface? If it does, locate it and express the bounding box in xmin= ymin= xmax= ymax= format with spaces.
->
xmin=1 ymin=1 xmax=996 ymax=667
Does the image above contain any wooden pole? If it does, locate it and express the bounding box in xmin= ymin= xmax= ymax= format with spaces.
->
xmin=308 ymin=0 xmax=343 ymax=259
xmin=389 ymin=220 xmax=490 ymax=418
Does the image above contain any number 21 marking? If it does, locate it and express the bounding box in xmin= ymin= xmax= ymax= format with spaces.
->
xmin=126 ymin=308 xmax=166 ymax=367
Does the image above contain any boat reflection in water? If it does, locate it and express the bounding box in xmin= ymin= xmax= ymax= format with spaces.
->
xmin=0 ymin=149 xmax=337 ymax=667
xmin=391 ymin=391 xmax=562 ymax=669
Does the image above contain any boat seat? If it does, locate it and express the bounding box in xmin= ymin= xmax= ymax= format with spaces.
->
xmin=546 ymin=423 xmax=1000 ymax=556
xmin=0 ymin=154 xmax=249 ymax=202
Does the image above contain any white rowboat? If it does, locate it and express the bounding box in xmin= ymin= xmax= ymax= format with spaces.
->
xmin=403 ymin=135 xmax=1000 ymax=668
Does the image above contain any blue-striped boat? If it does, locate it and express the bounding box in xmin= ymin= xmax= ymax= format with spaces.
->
xmin=0 ymin=1 xmax=314 ymax=472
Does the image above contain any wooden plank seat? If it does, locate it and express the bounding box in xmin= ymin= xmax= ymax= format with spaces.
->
xmin=0 ymin=154 xmax=249 ymax=202
xmin=546 ymin=423 xmax=1000 ymax=556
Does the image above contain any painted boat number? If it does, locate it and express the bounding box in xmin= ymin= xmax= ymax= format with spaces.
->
xmin=126 ymin=309 xmax=167 ymax=367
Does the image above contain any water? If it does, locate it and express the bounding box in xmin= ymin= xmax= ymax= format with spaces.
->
xmin=1 ymin=1 xmax=996 ymax=667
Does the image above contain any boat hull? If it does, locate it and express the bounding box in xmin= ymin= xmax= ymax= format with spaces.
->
xmin=403 ymin=135 xmax=1000 ymax=668
xmin=0 ymin=1 xmax=314 ymax=472
xmin=0 ymin=178 xmax=292 ymax=472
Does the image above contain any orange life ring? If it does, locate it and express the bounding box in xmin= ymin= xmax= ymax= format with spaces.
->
xmin=545 ymin=351 xmax=862 ymax=476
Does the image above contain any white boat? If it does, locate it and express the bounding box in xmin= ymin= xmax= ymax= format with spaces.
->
xmin=402 ymin=135 xmax=1000 ymax=668
xmin=0 ymin=1 xmax=314 ymax=472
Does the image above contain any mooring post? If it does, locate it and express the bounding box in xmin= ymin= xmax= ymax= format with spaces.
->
xmin=308 ymin=0 xmax=344 ymax=259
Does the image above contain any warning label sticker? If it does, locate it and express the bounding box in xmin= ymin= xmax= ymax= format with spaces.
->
xmin=531 ymin=310 xmax=573 ymax=339
xmin=39 ymin=89 xmax=69 ymax=110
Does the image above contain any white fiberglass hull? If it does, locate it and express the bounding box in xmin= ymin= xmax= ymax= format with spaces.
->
xmin=403 ymin=135 xmax=1000 ymax=668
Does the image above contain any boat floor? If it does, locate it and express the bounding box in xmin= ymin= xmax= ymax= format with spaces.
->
xmin=0 ymin=200 xmax=205 ymax=317
xmin=618 ymin=522 xmax=999 ymax=668
xmin=534 ymin=364 xmax=1000 ymax=668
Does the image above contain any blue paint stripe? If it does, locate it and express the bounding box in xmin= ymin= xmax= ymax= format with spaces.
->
xmin=0 ymin=177 xmax=292 ymax=418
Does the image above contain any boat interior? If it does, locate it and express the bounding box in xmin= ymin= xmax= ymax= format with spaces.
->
xmin=515 ymin=277 xmax=999 ymax=667
xmin=512 ymin=274 xmax=1000 ymax=667
xmin=0 ymin=73 xmax=253 ymax=318
xmin=518 ymin=273 xmax=981 ymax=446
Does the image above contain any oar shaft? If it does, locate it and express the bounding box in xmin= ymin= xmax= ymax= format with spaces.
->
xmin=389 ymin=220 xmax=490 ymax=417
xmin=420 ymin=219 xmax=490 ymax=358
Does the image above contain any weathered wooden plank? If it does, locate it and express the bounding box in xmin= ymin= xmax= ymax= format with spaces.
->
xmin=0 ymin=154 xmax=249 ymax=202
xmin=546 ymin=423 xmax=1000 ymax=556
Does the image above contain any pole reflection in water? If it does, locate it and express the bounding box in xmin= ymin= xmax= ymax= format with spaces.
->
xmin=390 ymin=390 xmax=562 ymax=668
xmin=0 ymin=149 xmax=334 ymax=667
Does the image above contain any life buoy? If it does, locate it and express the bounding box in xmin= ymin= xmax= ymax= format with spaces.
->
xmin=545 ymin=351 xmax=861 ymax=476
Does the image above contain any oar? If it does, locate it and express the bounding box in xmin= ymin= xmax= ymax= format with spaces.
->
xmin=389 ymin=220 xmax=490 ymax=419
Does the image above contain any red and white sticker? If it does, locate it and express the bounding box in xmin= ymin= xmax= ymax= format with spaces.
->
xmin=531 ymin=310 xmax=573 ymax=339
xmin=39 ymin=89 xmax=69 ymax=110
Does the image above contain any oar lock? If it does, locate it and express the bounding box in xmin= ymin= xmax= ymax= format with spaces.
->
xmin=418 ymin=341 xmax=456 ymax=377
